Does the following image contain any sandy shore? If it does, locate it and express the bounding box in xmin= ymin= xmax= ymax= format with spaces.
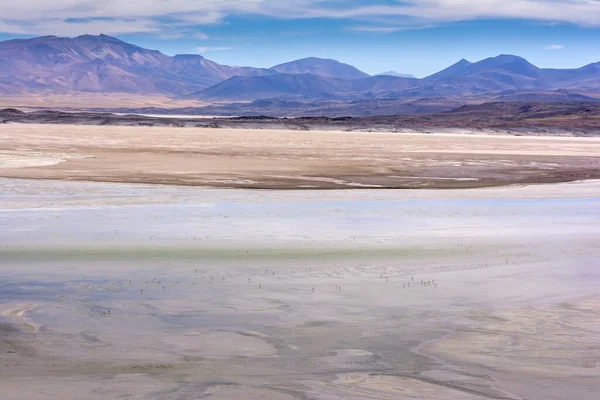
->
xmin=1 ymin=124 xmax=600 ymax=189
xmin=1 ymin=178 xmax=599 ymax=399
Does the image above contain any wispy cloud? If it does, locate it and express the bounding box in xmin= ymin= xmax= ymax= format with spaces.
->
xmin=196 ymin=46 xmax=234 ymax=53
xmin=350 ymin=24 xmax=436 ymax=33
xmin=0 ymin=17 xmax=159 ymax=36
xmin=351 ymin=26 xmax=406 ymax=33
xmin=193 ymin=32 xmax=210 ymax=40
xmin=1 ymin=1 xmax=600 ymax=37
xmin=543 ymin=44 xmax=565 ymax=50
xmin=265 ymin=1 xmax=600 ymax=26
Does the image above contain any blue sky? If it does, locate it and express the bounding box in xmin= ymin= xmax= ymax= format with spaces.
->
xmin=1 ymin=1 xmax=600 ymax=77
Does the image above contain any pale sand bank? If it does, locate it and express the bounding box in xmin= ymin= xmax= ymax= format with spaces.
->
xmin=1 ymin=124 xmax=599 ymax=189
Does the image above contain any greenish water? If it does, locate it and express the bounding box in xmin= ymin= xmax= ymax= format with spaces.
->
xmin=0 ymin=245 xmax=452 ymax=261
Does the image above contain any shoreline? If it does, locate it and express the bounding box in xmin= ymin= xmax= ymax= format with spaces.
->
xmin=2 ymin=177 xmax=599 ymax=204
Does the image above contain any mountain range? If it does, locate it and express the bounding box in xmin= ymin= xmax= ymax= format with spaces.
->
xmin=1 ymin=34 xmax=600 ymax=104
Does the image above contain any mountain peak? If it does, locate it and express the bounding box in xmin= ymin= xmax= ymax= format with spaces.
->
xmin=490 ymin=54 xmax=531 ymax=63
xmin=296 ymin=57 xmax=336 ymax=63
xmin=76 ymin=33 xmax=117 ymax=39
xmin=474 ymin=54 xmax=540 ymax=77
xmin=74 ymin=34 xmax=126 ymax=43
xmin=497 ymin=54 xmax=524 ymax=59
xmin=424 ymin=58 xmax=472 ymax=80
xmin=271 ymin=57 xmax=369 ymax=80
xmin=376 ymin=71 xmax=416 ymax=79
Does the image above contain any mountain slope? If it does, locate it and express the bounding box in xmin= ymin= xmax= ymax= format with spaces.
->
xmin=1 ymin=34 xmax=600 ymax=101
xmin=424 ymin=59 xmax=472 ymax=81
xmin=197 ymin=73 xmax=355 ymax=100
xmin=425 ymin=55 xmax=600 ymax=94
xmin=167 ymin=54 xmax=272 ymax=88
xmin=542 ymin=62 xmax=600 ymax=90
xmin=421 ymin=55 xmax=546 ymax=94
xmin=270 ymin=57 xmax=370 ymax=80
xmin=194 ymin=73 xmax=424 ymax=100
xmin=0 ymin=34 xmax=268 ymax=95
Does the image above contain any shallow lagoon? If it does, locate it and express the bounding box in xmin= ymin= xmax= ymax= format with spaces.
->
xmin=1 ymin=179 xmax=599 ymax=400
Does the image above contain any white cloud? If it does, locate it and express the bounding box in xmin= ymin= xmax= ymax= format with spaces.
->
xmin=543 ymin=44 xmax=565 ymax=50
xmin=1 ymin=1 xmax=600 ymax=37
xmin=196 ymin=46 xmax=234 ymax=53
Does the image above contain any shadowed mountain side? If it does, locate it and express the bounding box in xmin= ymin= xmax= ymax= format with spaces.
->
xmin=543 ymin=62 xmax=600 ymax=89
xmin=194 ymin=74 xmax=422 ymax=100
xmin=195 ymin=74 xmax=355 ymax=100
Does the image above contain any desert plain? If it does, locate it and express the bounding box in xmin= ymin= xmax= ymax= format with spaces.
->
xmin=1 ymin=124 xmax=600 ymax=189
xmin=0 ymin=124 xmax=599 ymax=400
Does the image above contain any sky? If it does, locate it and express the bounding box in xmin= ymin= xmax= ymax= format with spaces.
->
xmin=1 ymin=1 xmax=600 ymax=77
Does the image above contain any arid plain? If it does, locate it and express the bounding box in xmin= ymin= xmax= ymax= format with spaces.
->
xmin=1 ymin=124 xmax=599 ymax=400
xmin=1 ymin=124 xmax=600 ymax=189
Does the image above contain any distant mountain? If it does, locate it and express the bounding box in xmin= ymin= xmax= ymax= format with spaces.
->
xmin=350 ymin=75 xmax=420 ymax=93
xmin=421 ymin=55 xmax=546 ymax=95
xmin=198 ymin=73 xmax=354 ymax=100
xmin=472 ymin=55 xmax=541 ymax=77
xmin=426 ymin=55 xmax=600 ymax=95
xmin=424 ymin=59 xmax=472 ymax=81
xmin=1 ymin=34 xmax=600 ymax=104
xmin=542 ymin=62 xmax=600 ymax=89
xmin=0 ymin=34 xmax=268 ymax=95
xmin=195 ymin=73 xmax=421 ymax=100
xmin=197 ymin=53 xmax=600 ymax=101
xmin=270 ymin=57 xmax=370 ymax=80
xmin=168 ymin=54 xmax=271 ymax=88
xmin=376 ymin=71 xmax=416 ymax=79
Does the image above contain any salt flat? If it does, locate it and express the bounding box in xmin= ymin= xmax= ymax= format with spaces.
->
xmin=1 ymin=178 xmax=599 ymax=399
xmin=1 ymin=124 xmax=600 ymax=189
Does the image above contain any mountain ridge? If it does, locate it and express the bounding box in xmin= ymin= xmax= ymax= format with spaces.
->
xmin=1 ymin=34 xmax=600 ymax=102
xmin=270 ymin=57 xmax=370 ymax=80
xmin=376 ymin=71 xmax=417 ymax=79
